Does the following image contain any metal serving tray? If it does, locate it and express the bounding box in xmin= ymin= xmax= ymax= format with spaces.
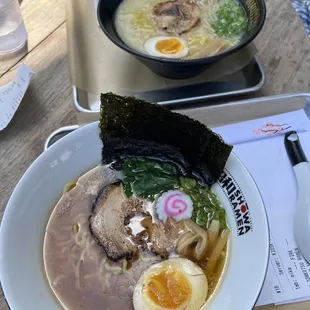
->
xmin=45 ymin=92 xmax=310 ymax=151
xmin=73 ymin=57 xmax=265 ymax=112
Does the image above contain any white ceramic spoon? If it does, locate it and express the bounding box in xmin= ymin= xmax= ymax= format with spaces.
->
xmin=285 ymin=131 xmax=310 ymax=264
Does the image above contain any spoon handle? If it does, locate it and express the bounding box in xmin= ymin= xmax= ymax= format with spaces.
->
xmin=284 ymin=131 xmax=308 ymax=166
xmin=285 ymin=131 xmax=310 ymax=263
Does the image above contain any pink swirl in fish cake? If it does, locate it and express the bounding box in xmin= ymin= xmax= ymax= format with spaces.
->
xmin=156 ymin=190 xmax=193 ymax=223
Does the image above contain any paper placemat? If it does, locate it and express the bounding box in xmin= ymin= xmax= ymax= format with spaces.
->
xmin=66 ymin=0 xmax=257 ymax=96
xmin=212 ymin=109 xmax=310 ymax=306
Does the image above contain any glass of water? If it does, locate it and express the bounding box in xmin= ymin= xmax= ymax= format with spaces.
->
xmin=0 ymin=0 xmax=27 ymax=54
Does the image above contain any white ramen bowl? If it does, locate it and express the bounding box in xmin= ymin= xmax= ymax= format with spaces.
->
xmin=0 ymin=122 xmax=269 ymax=310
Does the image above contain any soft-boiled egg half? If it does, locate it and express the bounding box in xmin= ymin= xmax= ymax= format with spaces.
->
xmin=133 ymin=257 xmax=208 ymax=310
xmin=144 ymin=36 xmax=188 ymax=59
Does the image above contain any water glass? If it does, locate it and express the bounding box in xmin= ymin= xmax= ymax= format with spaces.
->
xmin=0 ymin=0 xmax=27 ymax=54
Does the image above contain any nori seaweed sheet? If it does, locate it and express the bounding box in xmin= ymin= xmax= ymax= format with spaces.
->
xmin=102 ymin=138 xmax=191 ymax=173
xmin=99 ymin=92 xmax=233 ymax=183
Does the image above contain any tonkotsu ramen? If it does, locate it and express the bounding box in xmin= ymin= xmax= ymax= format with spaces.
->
xmin=114 ymin=0 xmax=248 ymax=59
xmin=43 ymin=93 xmax=232 ymax=310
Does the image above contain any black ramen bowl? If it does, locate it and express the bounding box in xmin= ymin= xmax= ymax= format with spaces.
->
xmin=97 ymin=0 xmax=266 ymax=79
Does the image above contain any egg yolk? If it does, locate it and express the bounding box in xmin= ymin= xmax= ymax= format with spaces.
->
xmin=155 ymin=38 xmax=183 ymax=55
xmin=145 ymin=268 xmax=191 ymax=308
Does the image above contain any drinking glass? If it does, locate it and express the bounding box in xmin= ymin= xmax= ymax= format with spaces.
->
xmin=0 ymin=0 xmax=27 ymax=54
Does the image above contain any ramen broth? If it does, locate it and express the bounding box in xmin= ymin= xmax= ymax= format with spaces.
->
xmin=44 ymin=165 xmax=230 ymax=310
xmin=115 ymin=0 xmax=248 ymax=59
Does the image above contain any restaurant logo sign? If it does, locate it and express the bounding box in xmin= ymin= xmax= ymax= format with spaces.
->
xmin=218 ymin=170 xmax=253 ymax=236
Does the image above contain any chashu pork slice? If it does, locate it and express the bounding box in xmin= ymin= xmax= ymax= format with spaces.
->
xmin=151 ymin=218 xmax=184 ymax=258
xmin=152 ymin=0 xmax=201 ymax=35
xmin=89 ymin=183 xmax=145 ymax=262
xmin=141 ymin=217 xmax=184 ymax=258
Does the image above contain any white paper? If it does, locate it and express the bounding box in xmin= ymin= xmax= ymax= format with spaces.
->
xmin=0 ymin=64 xmax=35 ymax=131
xmin=213 ymin=115 xmax=310 ymax=306
xmin=275 ymin=296 xmax=310 ymax=305
xmin=255 ymin=211 xmax=310 ymax=306
xmin=213 ymin=109 xmax=310 ymax=145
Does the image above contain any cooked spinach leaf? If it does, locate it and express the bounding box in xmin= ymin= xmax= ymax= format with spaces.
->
xmin=122 ymin=158 xmax=180 ymax=200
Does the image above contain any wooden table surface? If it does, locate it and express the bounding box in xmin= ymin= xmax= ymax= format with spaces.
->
xmin=0 ymin=0 xmax=310 ymax=309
